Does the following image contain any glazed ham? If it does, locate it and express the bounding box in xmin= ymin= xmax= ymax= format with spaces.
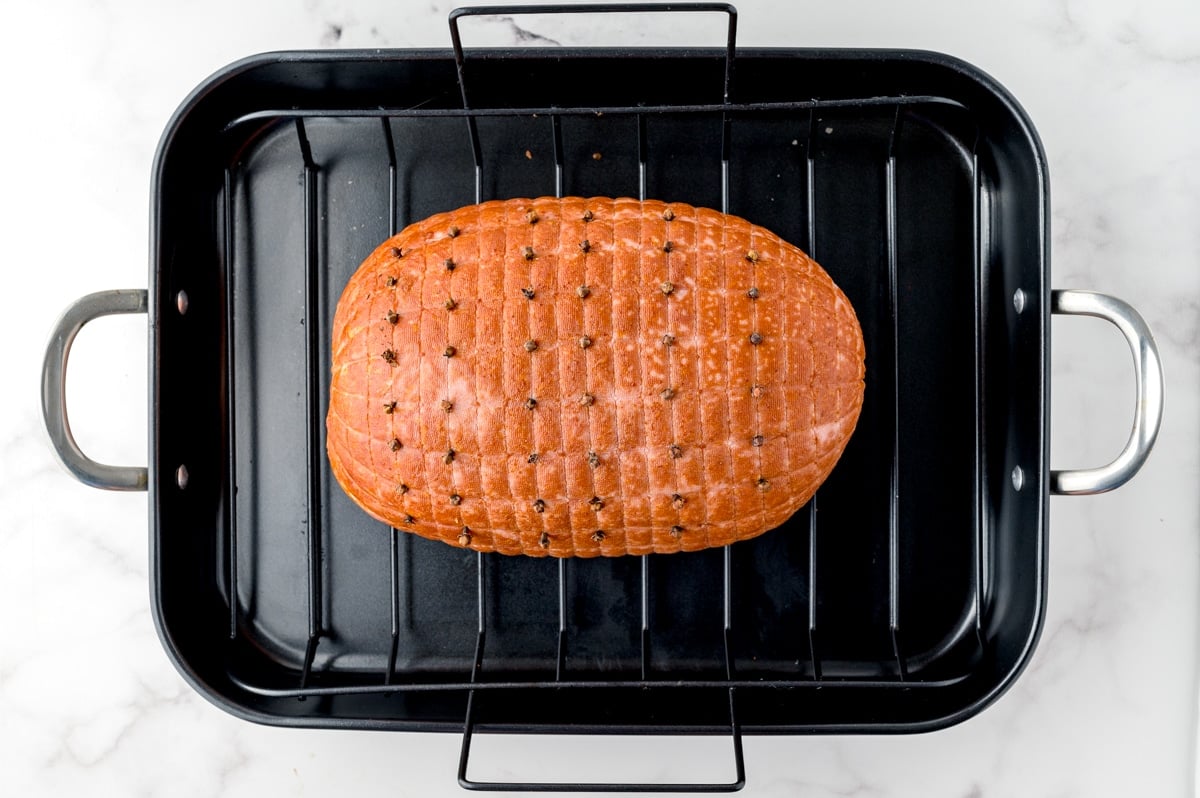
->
xmin=326 ymin=197 xmax=864 ymax=557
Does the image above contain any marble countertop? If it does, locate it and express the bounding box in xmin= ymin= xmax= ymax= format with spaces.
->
xmin=4 ymin=0 xmax=1198 ymax=795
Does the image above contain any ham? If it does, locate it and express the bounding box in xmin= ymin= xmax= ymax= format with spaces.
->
xmin=326 ymin=197 xmax=864 ymax=557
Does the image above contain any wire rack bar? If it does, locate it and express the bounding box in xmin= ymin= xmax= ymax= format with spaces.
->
xmin=552 ymin=114 xmax=564 ymax=198
xmin=717 ymin=35 xmax=747 ymax=785
xmin=223 ymin=96 xmax=966 ymax=133
xmin=223 ymin=166 xmax=239 ymax=641
xmin=474 ymin=552 xmax=487 ymax=668
xmin=722 ymin=546 xmax=743 ymax=788
xmin=237 ymin=672 xmax=962 ymax=699
xmin=379 ymin=116 xmax=403 ymax=687
xmin=550 ymin=111 xmax=570 ymax=682
xmin=383 ymin=118 xmax=398 ymax=236
xmin=718 ymin=45 xmax=733 ymax=690
xmin=556 ymin=559 xmax=568 ymax=680
xmin=297 ymin=118 xmax=324 ymax=690
xmin=635 ymin=111 xmax=653 ymax=682
xmin=804 ymin=108 xmax=823 ymax=681
xmin=640 ymin=557 xmax=651 ymax=680
xmin=386 ymin=529 xmax=401 ymax=685
xmin=807 ymin=497 xmax=821 ymax=680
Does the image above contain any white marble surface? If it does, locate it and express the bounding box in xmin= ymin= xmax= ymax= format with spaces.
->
xmin=3 ymin=0 xmax=1198 ymax=795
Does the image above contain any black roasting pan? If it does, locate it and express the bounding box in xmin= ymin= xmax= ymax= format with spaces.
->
xmin=40 ymin=4 xmax=1163 ymax=791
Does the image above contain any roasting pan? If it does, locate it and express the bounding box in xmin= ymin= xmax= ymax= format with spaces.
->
xmin=40 ymin=4 xmax=1164 ymax=791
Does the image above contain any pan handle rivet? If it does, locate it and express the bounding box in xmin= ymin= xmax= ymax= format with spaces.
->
xmin=176 ymin=464 xmax=189 ymax=489
xmin=176 ymin=290 xmax=189 ymax=315
xmin=1011 ymin=465 xmax=1025 ymax=491
xmin=1013 ymin=289 xmax=1027 ymax=314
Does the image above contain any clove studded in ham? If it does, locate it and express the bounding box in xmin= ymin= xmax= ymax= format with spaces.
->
xmin=326 ymin=197 xmax=865 ymax=557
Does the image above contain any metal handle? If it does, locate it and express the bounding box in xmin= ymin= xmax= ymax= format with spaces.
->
xmin=458 ymin=689 xmax=745 ymax=792
xmin=41 ymin=289 xmax=149 ymax=491
xmin=1050 ymin=289 xmax=1163 ymax=495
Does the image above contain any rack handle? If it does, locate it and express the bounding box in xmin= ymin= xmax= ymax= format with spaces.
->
xmin=1050 ymin=289 xmax=1163 ymax=495
xmin=41 ymin=289 xmax=149 ymax=491
xmin=449 ymin=3 xmax=738 ymax=107
xmin=458 ymin=688 xmax=746 ymax=792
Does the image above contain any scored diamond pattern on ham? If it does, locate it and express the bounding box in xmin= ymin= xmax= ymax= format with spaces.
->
xmin=327 ymin=197 xmax=865 ymax=557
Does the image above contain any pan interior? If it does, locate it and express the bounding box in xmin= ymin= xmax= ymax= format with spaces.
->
xmin=152 ymin=49 xmax=1046 ymax=733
